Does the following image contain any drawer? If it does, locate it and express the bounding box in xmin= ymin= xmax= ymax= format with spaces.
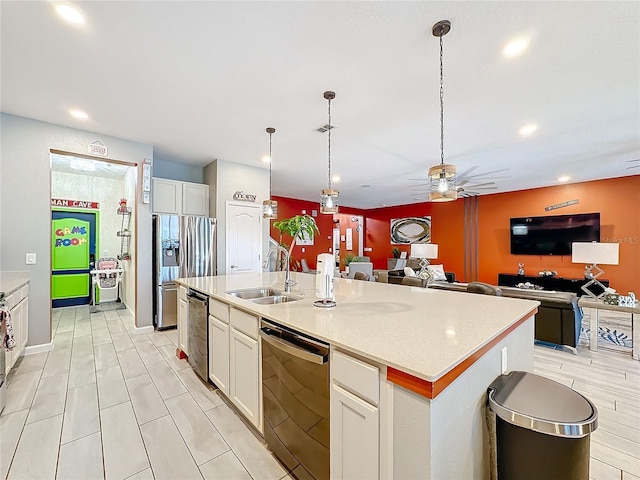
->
xmin=5 ymin=293 xmax=15 ymax=310
xmin=332 ymin=350 xmax=380 ymax=406
xmin=210 ymin=298 xmax=229 ymax=323
xmin=230 ymin=308 xmax=258 ymax=340
xmin=178 ymin=285 xmax=187 ymax=301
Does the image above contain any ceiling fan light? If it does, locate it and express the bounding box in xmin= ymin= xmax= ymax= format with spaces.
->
xmin=429 ymin=190 xmax=457 ymax=202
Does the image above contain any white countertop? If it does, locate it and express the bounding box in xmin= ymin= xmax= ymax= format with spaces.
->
xmin=178 ymin=272 xmax=539 ymax=383
xmin=0 ymin=270 xmax=30 ymax=297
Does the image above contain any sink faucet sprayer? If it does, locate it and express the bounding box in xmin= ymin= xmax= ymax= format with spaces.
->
xmin=264 ymin=245 xmax=297 ymax=293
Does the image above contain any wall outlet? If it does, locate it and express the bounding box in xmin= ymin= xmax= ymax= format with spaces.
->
xmin=25 ymin=253 xmax=36 ymax=264
xmin=301 ymin=247 xmax=305 ymax=253
xmin=501 ymin=347 xmax=508 ymax=374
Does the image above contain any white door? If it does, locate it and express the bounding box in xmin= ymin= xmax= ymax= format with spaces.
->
xmin=226 ymin=202 xmax=262 ymax=275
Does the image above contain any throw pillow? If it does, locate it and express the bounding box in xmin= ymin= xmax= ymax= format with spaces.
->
xmin=403 ymin=267 xmax=417 ymax=277
xmin=427 ymin=264 xmax=447 ymax=281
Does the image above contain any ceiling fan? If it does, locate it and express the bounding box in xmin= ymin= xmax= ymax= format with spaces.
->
xmin=626 ymin=159 xmax=640 ymax=169
xmin=408 ymin=166 xmax=510 ymax=188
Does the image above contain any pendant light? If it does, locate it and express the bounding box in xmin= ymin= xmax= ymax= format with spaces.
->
xmin=320 ymin=91 xmax=339 ymax=214
xmin=428 ymin=20 xmax=457 ymax=202
xmin=262 ymin=127 xmax=278 ymax=219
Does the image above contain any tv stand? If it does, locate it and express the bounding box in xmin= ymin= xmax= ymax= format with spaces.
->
xmin=498 ymin=273 xmax=609 ymax=297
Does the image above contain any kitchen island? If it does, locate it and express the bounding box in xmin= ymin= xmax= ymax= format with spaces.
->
xmin=178 ymin=271 xmax=539 ymax=479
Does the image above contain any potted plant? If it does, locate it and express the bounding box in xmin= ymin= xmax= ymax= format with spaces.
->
xmin=344 ymin=252 xmax=356 ymax=273
xmin=392 ymin=247 xmax=401 ymax=259
xmin=272 ymin=214 xmax=319 ymax=270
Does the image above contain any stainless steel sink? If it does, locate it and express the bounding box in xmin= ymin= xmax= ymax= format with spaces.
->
xmin=226 ymin=288 xmax=282 ymax=299
xmin=251 ymin=295 xmax=303 ymax=305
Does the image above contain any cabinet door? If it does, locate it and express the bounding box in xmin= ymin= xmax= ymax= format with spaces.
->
xmin=178 ymin=297 xmax=189 ymax=355
xmin=331 ymin=383 xmax=379 ymax=480
xmin=18 ymin=297 xmax=28 ymax=352
xmin=209 ymin=315 xmax=230 ymax=396
xmin=182 ymin=182 xmax=209 ymax=216
xmin=230 ymin=327 xmax=260 ymax=430
xmin=153 ymin=178 xmax=182 ymax=214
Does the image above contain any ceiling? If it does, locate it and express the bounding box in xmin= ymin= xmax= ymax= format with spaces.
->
xmin=2 ymin=1 xmax=639 ymax=209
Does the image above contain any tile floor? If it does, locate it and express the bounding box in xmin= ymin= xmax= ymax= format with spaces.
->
xmin=1 ymin=306 xmax=639 ymax=479
xmin=1 ymin=306 xmax=289 ymax=480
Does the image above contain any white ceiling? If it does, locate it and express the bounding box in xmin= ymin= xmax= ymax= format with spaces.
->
xmin=2 ymin=1 xmax=639 ymax=209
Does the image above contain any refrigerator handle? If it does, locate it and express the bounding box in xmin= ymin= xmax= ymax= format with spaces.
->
xmin=207 ymin=218 xmax=216 ymax=276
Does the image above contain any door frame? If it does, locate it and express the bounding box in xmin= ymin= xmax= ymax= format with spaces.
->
xmin=225 ymin=201 xmax=263 ymax=275
xmin=49 ymin=150 xmax=138 ymax=323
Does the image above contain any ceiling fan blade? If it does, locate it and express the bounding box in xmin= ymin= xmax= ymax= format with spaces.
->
xmin=456 ymin=166 xmax=480 ymax=180
xmin=408 ymin=183 xmax=430 ymax=187
xmin=463 ymin=182 xmax=496 ymax=188
xmin=627 ymin=164 xmax=640 ymax=169
xmin=626 ymin=158 xmax=640 ymax=163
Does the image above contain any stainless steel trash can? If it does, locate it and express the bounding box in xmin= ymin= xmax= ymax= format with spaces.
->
xmin=488 ymin=371 xmax=598 ymax=480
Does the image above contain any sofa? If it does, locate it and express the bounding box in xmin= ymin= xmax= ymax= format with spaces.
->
xmin=429 ymin=281 xmax=583 ymax=351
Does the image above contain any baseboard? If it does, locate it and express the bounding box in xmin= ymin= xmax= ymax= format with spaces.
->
xmin=23 ymin=342 xmax=54 ymax=355
xmin=133 ymin=325 xmax=154 ymax=335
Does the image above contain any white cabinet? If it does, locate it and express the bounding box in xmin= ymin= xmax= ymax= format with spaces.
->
xmin=4 ymin=284 xmax=29 ymax=375
xmin=153 ymin=178 xmax=183 ymax=214
xmin=152 ymin=178 xmax=209 ymax=216
xmin=182 ymin=182 xmax=209 ymax=216
xmin=228 ymin=307 xmax=261 ymax=431
xmin=178 ymin=286 xmax=189 ymax=355
xmin=331 ymin=384 xmax=379 ymax=480
xmin=209 ymin=314 xmax=230 ymax=396
xmin=230 ymin=327 xmax=260 ymax=430
xmin=330 ymin=350 xmax=380 ymax=479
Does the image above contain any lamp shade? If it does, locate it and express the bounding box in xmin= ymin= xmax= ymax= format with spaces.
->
xmin=411 ymin=243 xmax=438 ymax=259
xmin=572 ymin=242 xmax=619 ymax=265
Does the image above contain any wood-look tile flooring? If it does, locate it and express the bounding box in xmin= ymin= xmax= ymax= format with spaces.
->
xmin=1 ymin=306 xmax=289 ymax=480
xmin=1 ymin=306 xmax=638 ymax=479
xmin=534 ymin=342 xmax=640 ymax=480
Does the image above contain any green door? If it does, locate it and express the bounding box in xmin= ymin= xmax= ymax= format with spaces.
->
xmin=52 ymin=212 xmax=96 ymax=307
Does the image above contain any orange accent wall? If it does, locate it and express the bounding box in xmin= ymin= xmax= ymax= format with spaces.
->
xmin=475 ymin=176 xmax=640 ymax=294
xmin=274 ymin=176 xmax=639 ymax=293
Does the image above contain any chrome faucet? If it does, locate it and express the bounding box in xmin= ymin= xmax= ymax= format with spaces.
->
xmin=265 ymin=245 xmax=297 ymax=293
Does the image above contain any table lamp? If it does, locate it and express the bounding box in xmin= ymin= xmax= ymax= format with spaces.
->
xmin=410 ymin=243 xmax=439 ymax=281
xmin=571 ymin=242 xmax=619 ymax=299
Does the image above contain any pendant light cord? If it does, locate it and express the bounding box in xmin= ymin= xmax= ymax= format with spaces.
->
xmin=268 ymin=130 xmax=273 ymax=197
xmin=440 ymin=32 xmax=445 ymax=167
xmin=327 ymin=96 xmax=332 ymax=190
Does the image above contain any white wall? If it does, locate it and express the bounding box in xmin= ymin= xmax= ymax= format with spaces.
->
xmin=121 ymin=167 xmax=137 ymax=313
xmin=0 ymin=113 xmax=153 ymax=345
xmin=204 ymin=159 xmax=270 ymax=274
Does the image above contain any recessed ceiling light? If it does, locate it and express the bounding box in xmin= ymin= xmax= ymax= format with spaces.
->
xmin=503 ymin=37 xmax=530 ymax=57
xmin=69 ymin=109 xmax=89 ymax=120
xmin=360 ymin=184 xmax=371 ymax=188
xmin=558 ymin=176 xmax=570 ymax=182
xmin=332 ymin=175 xmax=341 ymax=183
xmin=519 ymin=123 xmax=537 ymax=136
xmin=55 ymin=4 xmax=85 ymax=24
xmin=261 ymin=155 xmax=271 ymax=163
xmin=380 ymin=204 xmax=387 ymax=207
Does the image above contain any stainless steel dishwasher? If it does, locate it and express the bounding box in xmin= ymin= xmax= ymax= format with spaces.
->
xmin=260 ymin=319 xmax=330 ymax=480
xmin=187 ymin=289 xmax=209 ymax=381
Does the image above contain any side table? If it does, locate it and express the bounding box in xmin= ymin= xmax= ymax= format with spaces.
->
xmin=578 ymin=297 xmax=640 ymax=360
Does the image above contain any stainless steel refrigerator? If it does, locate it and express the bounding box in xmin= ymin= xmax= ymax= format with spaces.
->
xmin=152 ymin=215 xmax=216 ymax=330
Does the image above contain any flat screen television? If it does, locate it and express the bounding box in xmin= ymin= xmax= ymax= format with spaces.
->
xmin=510 ymin=212 xmax=600 ymax=255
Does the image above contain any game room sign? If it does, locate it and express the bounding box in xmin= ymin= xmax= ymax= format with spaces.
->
xmin=51 ymin=198 xmax=100 ymax=209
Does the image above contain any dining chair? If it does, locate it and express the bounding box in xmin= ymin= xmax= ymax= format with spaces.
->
xmin=353 ymin=271 xmax=370 ymax=281
xmin=467 ymin=282 xmax=502 ymax=296
xmin=401 ymin=276 xmax=427 ymax=287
